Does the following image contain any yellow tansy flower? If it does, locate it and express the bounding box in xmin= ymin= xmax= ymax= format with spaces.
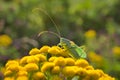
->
xmin=99 ymin=74 xmax=115 ymax=80
xmin=39 ymin=46 xmax=50 ymax=53
xmin=17 ymin=70 xmax=28 ymax=76
xmin=3 ymin=45 xmax=116 ymax=80
xmin=24 ymin=63 xmax=39 ymax=72
xmin=84 ymin=30 xmax=96 ymax=38
xmin=52 ymin=66 xmax=60 ymax=74
xmin=75 ymin=59 xmax=89 ymax=68
xmin=0 ymin=34 xmax=12 ymax=47
xmin=65 ymin=58 xmax=75 ymax=66
xmin=26 ymin=56 xmax=39 ymax=63
xmin=4 ymin=70 xmax=13 ymax=76
xmin=85 ymin=66 xmax=94 ymax=70
xmin=20 ymin=55 xmax=39 ymax=64
xmin=4 ymin=77 xmax=14 ymax=80
xmin=5 ymin=60 xmax=19 ymax=68
xmin=112 ymin=46 xmax=120 ymax=56
xmin=59 ymin=49 xmax=69 ymax=57
xmin=48 ymin=56 xmax=57 ymax=62
xmin=41 ymin=62 xmax=55 ymax=72
xmin=29 ymin=48 xmax=40 ymax=55
xmin=54 ymin=57 xmax=66 ymax=66
xmin=20 ymin=56 xmax=29 ymax=64
xmin=35 ymin=54 xmax=46 ymax=62
xmin=16 ymin=76 xmax=28 ymax=80
xmin=18 ymin=66 xmax=26 ymax=71
xmin=33 ymin=72 xmax=45 ymax=80
xmin=76 ymin=68 xmax=87 ymax=77
xmin=95 ymin=69 xmax=104 ymax=77
xmin=62 ymin=66 xmax=77 ymax=77
xmin=87 ymin=70 xmax=100 ymax=80
xmin=88 ymin=51 xmax=103 ymax=67
xmin=6 ymin=64 xmax=19 ymax=72
xmin=48 ymin=46 xmax=61 ymax=55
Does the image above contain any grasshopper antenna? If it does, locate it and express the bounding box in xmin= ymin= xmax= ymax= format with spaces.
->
xmin=38 ymin=31 xmax=61 ymax=39
xmin=32 ymin=8 xmax=61 ymax=36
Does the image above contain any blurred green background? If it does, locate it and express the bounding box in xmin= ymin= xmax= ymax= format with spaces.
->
xmin=0 ymin=0 xmax=120 ymax=79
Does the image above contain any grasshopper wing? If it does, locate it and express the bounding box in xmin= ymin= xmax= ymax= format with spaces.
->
xmin=75 ymin=47 xmax=87 ymax=58
xmin=69 ymin=45 xmax=86 ymax=59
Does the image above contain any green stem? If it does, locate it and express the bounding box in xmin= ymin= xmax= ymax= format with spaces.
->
xmin=45 ymin=71 xmax=52 ymax=80
xmin=29 ymin=72 xmax=34 ymax=80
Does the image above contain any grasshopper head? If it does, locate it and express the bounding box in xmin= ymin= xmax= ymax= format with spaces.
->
xmin=58 ymin=38 xmax=73 ymax=48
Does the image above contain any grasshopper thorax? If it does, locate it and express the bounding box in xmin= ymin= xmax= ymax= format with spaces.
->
xmin=58 ymin=38 xmax=75 ymax=48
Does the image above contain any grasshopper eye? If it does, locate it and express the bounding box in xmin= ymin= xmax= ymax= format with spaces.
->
xmin=58 ymin=44 xmax=62 ymax=47
xmin=58 ymin=43 xmax=66 ymax=49
xmin=58 ymin=44 xmax=64 ymax=49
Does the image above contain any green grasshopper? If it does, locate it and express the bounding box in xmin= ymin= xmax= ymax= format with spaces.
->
xmin=38 ymin=31 xmax=86 ymax=59
xmin=36 ymin=8 xmax=86 ymax=59
xmin=58 ymin=37 xmax=86 ymax=59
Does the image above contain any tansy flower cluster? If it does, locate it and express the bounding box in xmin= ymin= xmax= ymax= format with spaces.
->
xmin=112 ymin=46 xmax=120 ymax=56
xmin=88 ymin=51 xmax=104 ymax=68
xmin=0 ymin=34 xmax=12 ymax=47
xmin=84 ymin=30 xmax=96 ymax=39
xmin=4 ymin=46 xmax=115 ymax=80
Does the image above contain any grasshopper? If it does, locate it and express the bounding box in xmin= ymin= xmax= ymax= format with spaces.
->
xmin=58 ymin=37 xmax=86 ymax=59
xmin=39 ymin=31 xmax=86 ymax=59
xmin=36 ymin=8 xmax=86 ymax=59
